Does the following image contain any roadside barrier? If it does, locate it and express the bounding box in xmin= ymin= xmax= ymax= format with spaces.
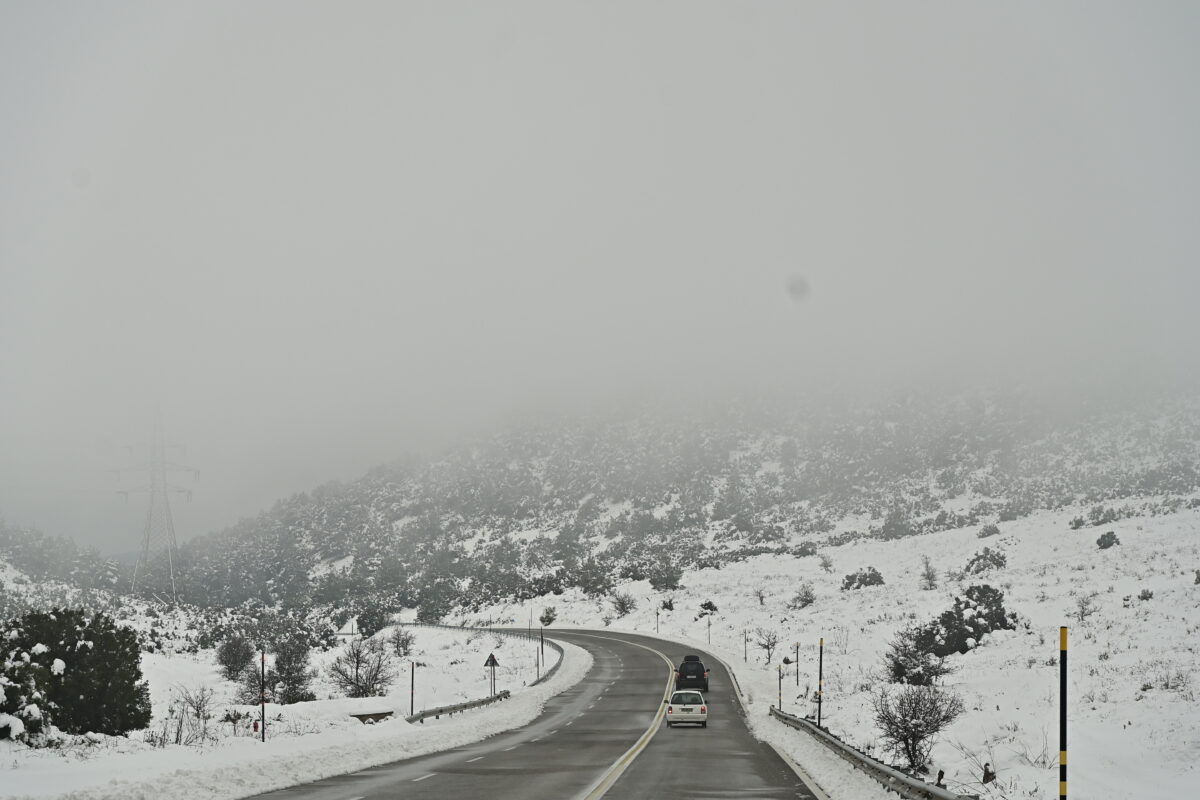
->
xmin=768 ymin=705 xmax=972 ymax=800
xmin=405 ymin=690 xmax=511 ymax=724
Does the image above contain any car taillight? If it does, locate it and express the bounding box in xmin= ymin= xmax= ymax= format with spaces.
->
xmin=667 ymin=706 xmax=673 ymax=714
xmin=700 ymin=706 xmax=707 ymax=713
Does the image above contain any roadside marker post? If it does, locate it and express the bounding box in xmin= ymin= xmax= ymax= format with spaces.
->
xmin=817 ymin=637 xmax=824 ymax=728
xmin=794 ymin=642 xmax=800 ymax=686
xmin=1060 ymin=627 xmax=1068 ymax=800
xmin=259 ymin=649 xmax=266 ymax=742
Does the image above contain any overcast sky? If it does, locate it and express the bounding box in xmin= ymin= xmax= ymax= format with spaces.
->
xmin=2 ymin=1 xmax=1198 ymax=553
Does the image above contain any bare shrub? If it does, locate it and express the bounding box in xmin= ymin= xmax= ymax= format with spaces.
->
xmin=919 ymin=556 xmax=938 ymax=591
xmin=755 ymin=628 xmax=780 ymax=663
xmin=977 ymin=524 xmax=1000 ymax=539
xmin=390 ymin=626 xmax=416 ymax=657
xmin=328 ymin=638 xmax=397 ymax=698
xmin=818 ymin=553 xmax=834 ymax=573
xmin=753 ymin=588 xmax=767 ymax=606
xmin=873 ymin=685 xmax=964 ymax=770
xmin=1073 ymin=594 xmax=1099 ymax=623
xmin=611 ymin=591 xmax=637 ymax=618
xmin=788 ymin=584 xmax=815 ymax=610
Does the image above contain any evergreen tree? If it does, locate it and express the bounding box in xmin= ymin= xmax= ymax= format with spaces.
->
xmin=216 ymin=634 xmax=254 ymax=682
xmin=270 ymin=635 xmax=316 ymax=704
xmin=1 ymin=608 xmax=150 ymax=738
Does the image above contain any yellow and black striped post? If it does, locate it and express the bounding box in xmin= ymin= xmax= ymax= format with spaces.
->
xmin=1060 ymin=626 xmax=1068 ymax=799
xmin=817 ymin=637 xmax=824 ymax=728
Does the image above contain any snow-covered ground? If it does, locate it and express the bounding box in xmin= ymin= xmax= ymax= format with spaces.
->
xmin=1 ymin=626 xmax=586 ymax=800
xmin=465 ymin=505 xmax=1200 ymax=800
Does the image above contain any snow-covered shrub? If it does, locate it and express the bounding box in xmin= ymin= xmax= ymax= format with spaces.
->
xmin=1097 ymin=531 xmax=1120 ymax=549
xmin=977 ymin=523 xmax=1000 ymax=539
xmin=873 ymin=685 xmax=964 ymax=770
xmin=1138 ymin=588 xmax=1154 ymax=601
xmin=788 ymin=584 xmax=815 ymax=609
xmin=216 ymin=635 xmax=254 ymax=681
xmin=883 ymin=624 xmax=954 ymax=686
xmin=818 ymin=553 xmax=834 ymax=573
xmin=841 ymin=567 xmax=884 ymax=591
xmin=1 ymin=607 xmax=150 ymax=740
xmin=698 ymin=599 xmax=718 ymax=616
xmin=964 ymin=547 xmax=1007 ymax=574
xmin=538 ymin=606 xmax=558 ymax=627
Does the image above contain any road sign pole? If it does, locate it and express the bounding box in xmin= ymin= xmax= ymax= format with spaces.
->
xmin=411 ymin=661 xmax=416 ymax=717
xmin=795 ymin=642 xmax=800 ymax=686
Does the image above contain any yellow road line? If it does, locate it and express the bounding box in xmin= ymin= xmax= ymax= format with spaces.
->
xmin=570 ymin=633 xmax=676 ymax=800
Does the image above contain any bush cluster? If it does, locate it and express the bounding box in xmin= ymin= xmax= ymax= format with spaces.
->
xmin=841 ymin=566 xmax=884 ymax=591
xmin=884 ymin=585 xmax=1016 ymax=685
xmin=1097 ymin=531 xmax=1120 ymax=550
xmin=964 ymin=547 xmax=1007 ymax=574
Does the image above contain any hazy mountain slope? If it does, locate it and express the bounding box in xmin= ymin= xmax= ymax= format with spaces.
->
xmin=167 ymin=392 xmax=1200 ymax=614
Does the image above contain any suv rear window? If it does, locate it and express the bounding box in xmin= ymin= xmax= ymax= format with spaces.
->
xmin=679 ymin=663 xmax=705 ymax=676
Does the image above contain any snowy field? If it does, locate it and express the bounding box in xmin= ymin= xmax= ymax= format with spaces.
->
xmin=1 ymin=626 xmax=585 ymax=800
xmin=465 ymin=505 xmax=1200 ymax=800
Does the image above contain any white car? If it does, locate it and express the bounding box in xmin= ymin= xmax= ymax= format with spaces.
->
xmin=665 ymin=690 xmax=708 ymax=727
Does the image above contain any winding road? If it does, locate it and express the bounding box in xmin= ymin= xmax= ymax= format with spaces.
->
xmin=249 ymin=630 xmax=824 ymax=800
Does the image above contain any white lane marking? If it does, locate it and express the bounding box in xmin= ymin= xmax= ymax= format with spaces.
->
xmin=548 ymin=729 xmax=557 ymax=735
xmin=566 ymin=721 xmax=574 ymax=726
xmin=531 ymin=737 xmax=542 ymax=742
xmin=466 ymin=756 xmax=484 ymax=763
xmin=503 ymin=746 xmax=517 ymax=751
xmin=413 ymin=774 xmax=436 ymax=782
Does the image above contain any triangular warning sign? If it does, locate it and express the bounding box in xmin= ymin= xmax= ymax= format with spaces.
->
xmin=484 ymin=653 xmax=500 ymax=667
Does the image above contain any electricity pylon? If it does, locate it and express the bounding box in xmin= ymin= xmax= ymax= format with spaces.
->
xmin=117 ymin=410 xmax=197 ymax=602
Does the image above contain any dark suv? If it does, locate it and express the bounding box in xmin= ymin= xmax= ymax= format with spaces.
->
xmin=674 ymin=654 xmax=709 ymax=692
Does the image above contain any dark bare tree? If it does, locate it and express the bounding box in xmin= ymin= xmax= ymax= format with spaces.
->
xmin=873 ymin=685 xmax=964 ymax=770
xmin=755 ymin=628 xmax=780 ymax=663
xmin=328 ymin=638 xmax=397 ymax=698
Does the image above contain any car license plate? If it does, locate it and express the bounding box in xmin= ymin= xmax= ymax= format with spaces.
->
xmin=681 ymin=708 xmax=692 ymax=713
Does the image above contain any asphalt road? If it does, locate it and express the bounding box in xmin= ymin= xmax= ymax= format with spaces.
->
xmin=249 ymin=630 xmax=822 ymax=800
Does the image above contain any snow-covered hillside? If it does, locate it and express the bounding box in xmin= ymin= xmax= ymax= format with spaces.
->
xmin=462 ymin=504 xmax=1200 ymax=800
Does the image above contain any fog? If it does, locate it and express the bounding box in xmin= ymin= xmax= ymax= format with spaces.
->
xmin=2 ymin=1 xmax=1198 ymax=553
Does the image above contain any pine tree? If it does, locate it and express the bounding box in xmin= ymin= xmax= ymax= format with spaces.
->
xmin=1 ymin=608 xmax=150 ymax=738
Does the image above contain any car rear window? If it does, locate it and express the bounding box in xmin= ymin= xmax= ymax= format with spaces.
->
xmin=680 ymin=663 xmax=704 ymax=676
xmin=672 ymin=693 xmax=703 ymax=705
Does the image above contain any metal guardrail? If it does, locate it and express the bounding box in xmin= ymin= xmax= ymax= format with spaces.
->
xmin=398 ymin=622 xmax=565 ymax=718
xmin=405 ymin=689 xmax=511 ymax=724
xmin=768 ymin=706 xmax=971 ymax=800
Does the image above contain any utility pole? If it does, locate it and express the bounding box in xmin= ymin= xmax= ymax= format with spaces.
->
xmin=795 ymin=642 xmax=800 ymax=686
xmin=118 ymin=409 xmax=197 ymax=603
